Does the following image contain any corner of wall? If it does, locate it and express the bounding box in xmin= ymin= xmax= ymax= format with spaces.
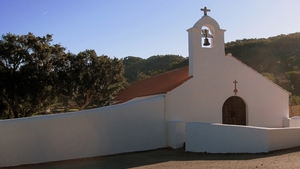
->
xmin=166 ymin=121 xmax=185 ymax=149
xmin=283 ymin=118 xmax=291 ymax=127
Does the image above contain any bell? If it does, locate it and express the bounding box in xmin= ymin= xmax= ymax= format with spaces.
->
xmin=203 ymin=38 xmax=210 ymax=46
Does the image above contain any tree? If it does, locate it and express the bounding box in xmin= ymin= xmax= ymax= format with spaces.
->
xmin=290 ymin=95 xmax=300 ymax=106
xmin=262 ymin=72 xmax=276 ymax=83
xmin=0 ymin=96 xmax=9 ymax=119
xmin=0 ymin=33 xmax=66 ymax=118
xmin=123 ymin=56 xmax=145 ymax=84
xmin=60 ymin=50 xmax=125 ymax=110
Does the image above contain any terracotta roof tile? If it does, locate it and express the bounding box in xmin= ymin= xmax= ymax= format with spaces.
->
xmin=112 ymin=66 xmax=191 ymax=104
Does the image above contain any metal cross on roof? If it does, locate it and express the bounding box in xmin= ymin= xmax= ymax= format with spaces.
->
xmin=201 ymin=7 xmax=211 ymax=16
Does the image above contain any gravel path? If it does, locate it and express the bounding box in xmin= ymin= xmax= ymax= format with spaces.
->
xmin=3 ymin=147 xmax=300 ymax=169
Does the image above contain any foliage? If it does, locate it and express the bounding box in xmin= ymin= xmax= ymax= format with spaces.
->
xmin=0 ymin=33 xmax=126 ymax=119
xmin=123 ymin=54 xmax=187 ymax=84
xmin=290 ymin=95 xmax=300 ymax=106
xmin=59 ymin=50 xmax=125 ymax=110
xmin=261 ymin=72 xmax=276 ymax=83
xmin=0 ymin=33 xmax=66 ymax=118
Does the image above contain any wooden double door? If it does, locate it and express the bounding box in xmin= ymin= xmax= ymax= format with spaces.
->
xmin=222 ymin=96 xmax=246 ymax=125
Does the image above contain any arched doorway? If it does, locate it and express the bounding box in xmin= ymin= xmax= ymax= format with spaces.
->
xmin=222 ymin=96 xmax=246 ymax=125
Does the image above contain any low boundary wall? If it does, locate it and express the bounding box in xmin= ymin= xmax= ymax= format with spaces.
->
xmin=0 ymin=95 xmax=166 ymax=167
xmin=186 ymin=122 xmax=300 ymax=153
xmin=284 ymin=116 xmax=300 ymax=127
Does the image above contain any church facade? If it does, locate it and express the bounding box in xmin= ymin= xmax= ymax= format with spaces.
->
xmin=114 ymin=7 xmax=290 ymax=128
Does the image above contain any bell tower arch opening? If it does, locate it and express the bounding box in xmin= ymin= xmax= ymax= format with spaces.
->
xmin=201 ymin=26 xmax=213 ymax=48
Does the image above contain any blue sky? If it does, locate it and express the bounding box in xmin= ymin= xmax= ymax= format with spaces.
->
xmin=1 ymin=0 xmax=300 ymax=59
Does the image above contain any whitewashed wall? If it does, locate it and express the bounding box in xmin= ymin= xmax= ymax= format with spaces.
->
xmin=269 ymin=127 xmax=300 ymax=151
xmin=0 ymin=95 xmax=166 ymax=167
xmin=186 ymin=122 xmax=300 ymax=153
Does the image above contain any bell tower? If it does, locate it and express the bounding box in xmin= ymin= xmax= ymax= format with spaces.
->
xmin=187 ymin=7 xmax=226 ymax=77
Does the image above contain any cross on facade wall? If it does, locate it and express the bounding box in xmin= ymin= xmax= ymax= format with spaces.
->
xmin=233 ymin=80 xmax=238 ymax=95
xmin=201 ymin=7 xmax=211 ymax=16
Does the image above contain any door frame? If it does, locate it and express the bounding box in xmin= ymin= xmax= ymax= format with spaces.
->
xmin=222 ymin=96 xmax=247 ymax=125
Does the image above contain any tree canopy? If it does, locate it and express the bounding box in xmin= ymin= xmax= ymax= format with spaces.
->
xmin=0 ymin=33 xmax=125 ymax=119
xmin=0 ymin=33 xmax=66 ymax=118
xmin=60 ymin=50 xmax=125 ymax=110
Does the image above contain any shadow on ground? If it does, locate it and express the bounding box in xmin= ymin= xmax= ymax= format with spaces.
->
xmin=3 ymin=146 xmax=300 ymax=169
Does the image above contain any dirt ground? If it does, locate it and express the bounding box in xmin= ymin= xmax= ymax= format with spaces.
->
xmin=3 ymin=147 xmax=300 ymax=169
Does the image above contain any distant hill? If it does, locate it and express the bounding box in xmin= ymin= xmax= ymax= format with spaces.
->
xmin=123 ymin=54 xmax=187 ymax=84
xmin=123 ymin=33 xmax=300 ymax=104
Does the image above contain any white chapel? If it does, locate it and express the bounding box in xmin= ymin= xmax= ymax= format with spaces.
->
xmin=113 ymin=7 xmax=290 ymax=128
xmin=2 ymin=7 xmax=300 ymax=167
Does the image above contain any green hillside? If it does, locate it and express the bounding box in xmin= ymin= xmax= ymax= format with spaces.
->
xmin=123 ymin=54 xmax=187 ymax=84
